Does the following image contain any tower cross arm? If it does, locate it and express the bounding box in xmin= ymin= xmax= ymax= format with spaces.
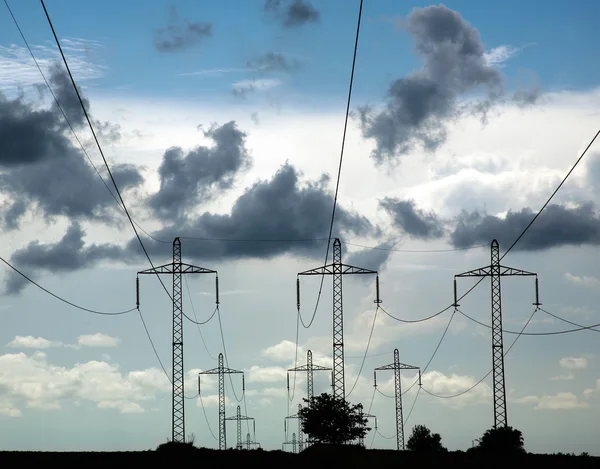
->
xmin=375 ymin=362 xmax=419 ymax=371
xmin=456 ymin=265 xmax=537 ymax=278
xmin=288 ymin=364 xmax=331 ymax=372
xmin=199 ymin=368 xmax=220 ymax=375
xmin=298 ymin=263 xmax=378 ymax=276
xmin=225 ymin=415 xmax=254 ymax=421
xmin=138 ymin=263 xmax=217 ymax=275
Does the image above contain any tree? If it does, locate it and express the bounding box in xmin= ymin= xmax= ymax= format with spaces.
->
xmin=406 ymin=425 xmax=446 ymax=453
xmin=478 ymin=426 xmax=525 ymax=455
xmin=297 ymin=393 xmax=370 ymax=445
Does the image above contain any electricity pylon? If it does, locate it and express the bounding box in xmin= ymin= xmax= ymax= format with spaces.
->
xmin=285 ymin=404 xmax=304 ymax=452
xmin=288 ymin=349 xmax=332 ymax=401
xmin=137 ymin=237 xmax=217 ymax=443
xmin=282 ymin=433 xmax=297 ymax=453
xmin=225 ymin=405 xmax=255 ymax=450
xmin=297 ymin=238 xmax=381 ymax=399
xmin=454 ymin=239 xmax=540 ymax=429
xmin=198 ymin=352 xmax=244 ymax=450
xmin=246 ymin=432 xmax=261 ymax=450
xmin=359 ymin=411 xmax=376 ymax=446
xmin=374 ymin=348 xmax=420 ymax=451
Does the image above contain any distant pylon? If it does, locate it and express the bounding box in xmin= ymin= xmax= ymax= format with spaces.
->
xmin=359 ymin=410 xmax=376 ymax=446
xmin=225 ymin=405 xmax=255 ymax=450
xmin=298 ymin=238 xmax=381 ymax=399
xmin=198 ymin=352 xmax=244 ymax=449
xmin=137 ymin=237 xmax=217 ymax=443
xmin=374 ymin=349 xmax=420 ymax=450
xmin=287 ymin=349 xmax=332 ymax=402
xmin=284 ymin=404 xmax=304 ymax=452
xmin=454 ymin=239 xmax=541 ymax=429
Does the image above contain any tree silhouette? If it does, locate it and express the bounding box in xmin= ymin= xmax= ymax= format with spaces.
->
xmin=406 ymin=424 xmax=446 ymax=452
xmin=478 ymin=426 xmax=525 ymax=455
xmin=297 ymin=393 xmax=370 ymax=445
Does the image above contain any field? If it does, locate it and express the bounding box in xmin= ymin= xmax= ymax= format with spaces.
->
xmin=0 ymin=444 xmax=598 ymax=468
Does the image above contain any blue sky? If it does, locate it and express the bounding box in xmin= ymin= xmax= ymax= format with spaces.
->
xmin=1 ymin=0 xmax=600 ymax=456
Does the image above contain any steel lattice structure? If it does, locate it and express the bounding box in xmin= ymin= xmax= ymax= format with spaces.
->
xmin=454 ymin=239 xmax=540 ymax=429
xmin=285 ymin=404 xmax=305 ymax=452
xmin=298 ymin=238 xmax=380 ymax=399
xmin=225 ymin=405 xmax=255 ymax=450
xmin=358 ymin=410 xmax=376 ymax=447
xmin=199 ymin=353 xmax=244 ymax=449
xmin=288 ymin=350 xmax=331 ymax=401
xmin=374 ymin=349 xmax=420 ymax=451
xmin=246 ymin=432 xmax=261 ymax=450
xmin=137 ymin=237 xmax=217 ymax=443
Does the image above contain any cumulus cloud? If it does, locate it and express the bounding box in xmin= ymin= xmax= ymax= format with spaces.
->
xmin=136 ymin=163 xmax=374 ymax=263
xmin=6 ymin=334 xmax=120 ymax=350
xmin=0 ymin=352 xmax=171 ymax=414
xmin=564 ymin=272 xmax=600 ymax=288
xmin=77 ymin=333 xmax=120 ymax=348
xmin=5 ymin=222 xmax=128 ymax=294
xmin=7 ymin=336 xmax=61 ymax=349
xmin=559 ymin=357 xmax=588 ymax=370
xmin=154 ymin=6 xmax=212 ymax=52
xmin=359 ymin=4 xmax=526 ymax=163
xmin=148 ymin=121 xmax=252 ymax=220
xmin=231 ymin=78 xmax=281 ymax=98
xmin=450 ymin=203 xmax=600 ymax=251
xmin=515 ymin=392 xmax=589 ymax=410
xmin=264 ymin=0 xmax=320 ymax=27
xmin=380 ymin=197 xmax=446 ymax=239
xmin=247 ymin=52 xmax=301 ymax=72
xmin=246 ymin=365 xmax=287 ymax=383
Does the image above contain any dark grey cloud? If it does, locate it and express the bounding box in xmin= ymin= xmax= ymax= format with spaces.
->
xmin=6 ymin=222 xmax=128 ymax=294
xmin=380 ymin=198 xmax=446 ymax=240
xmin=450 ymin=203 xmax=600 ymax=251
xmin=247 ymin=52 xmax=301 ymax=72
xmin=148 ymin=121 xmax=252 ymax=220
xmin=358 ymin=4 xmax=504 ymax=164
xmin=134 ymin=163 xmax=375 ymax=262
xmin=154 ymin=6 xmax=212 ymax=52
xmin=345 ymin=241 xmax=396 ymax=274
xmin=264 ymin=0 xmax=320 ymax=27
xmin=0 ymin=66 xmax=143 ymax=229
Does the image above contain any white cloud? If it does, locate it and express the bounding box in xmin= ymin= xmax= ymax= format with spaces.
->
xmin=232 ymin=78 xmax=281 ymax=96
xmin=420 ymin=370 xmax=492 ymax=407
xmin=564 ymin=272 xmax=600 ymax=288
xmin=559 ymin=357 xmax=588 ymax=370
xmin=551 ymin=373 xmax=575 ymax=381
xmin=261 ymin=340 xmax=304 ymax=363
xmin=483 ymin=45 xmax=521 ymax=67
xmin=515 ymin=392 xmax=589 ymax=410
xmin=0 ymin=351 xmax=171 ymax=415
xmin=246 ymin=365 xmax=287 ymax=383
xmin=7 ymin=336 xmax=61 ymax=349
xmin=77 ymin=333 xmax=120 ymax=348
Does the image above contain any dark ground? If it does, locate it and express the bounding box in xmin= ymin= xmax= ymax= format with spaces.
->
xmin=0 ymin=444 xmax=598 ymax=468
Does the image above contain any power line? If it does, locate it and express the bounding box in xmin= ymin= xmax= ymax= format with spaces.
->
xmin=198 ymin=389 xmax=218 ymax=441
xmin=345 ymin=242 xmax=488 ymax=253
xmin=184 ymin=276 xmax=218 ymax=360
xmin=500 ymin=129 xmax=600 ymax=260
xmin=216 ymin=305 xmax=244 ymax=402
xmin=346 ymin=306 xmax=379 ymax=398
xmin=40 ymin=0 xmax=174 ymax=307
xmin=136 ymin=306 xmax=171 ymax=384
xmin=0 ymin=255 xmax=135 ymax=316
xmin=539 ymin=307 xmax=600 ymax=332
xmin=421 ymin=307 xmax=538 ymax=399
xmin=457 ymin=307 xmax=600 ymax=335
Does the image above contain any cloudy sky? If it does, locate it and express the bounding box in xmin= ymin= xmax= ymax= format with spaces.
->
xmin=1 ymin=0 xmax=600 ymax=455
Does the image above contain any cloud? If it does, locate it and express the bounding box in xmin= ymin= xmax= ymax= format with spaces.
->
xmin=515 ymin=392 xmax=589 ymax=410
xmin=77 ymin=333 xmax=120 ymax=348
xmin=564 ymin=272 xmax=600 ymax=288
xmin=261 ymin=340 xmax=303 ymax=363
xmin=0 ymin=65 xmax=138 ymax=230
xmin=136 ymin=163 xmax=374 ymax=262
xmin=7 ymin=336 xmax=61 ymax=349
xmin=559 ymin=357 xmax=588 ymax=370
xmin=264 ymin=0 xmax=320 ymax=28
xmin=246 ymin=365 xmax=287 ymax=383
xmin=358 ymin=4 xmax=505 ymax=163
xmin=420 ymin=370 xmax=491 ymax=407
xmin=246 ymin=52 xmax=301 ymax=72
xmin=232 ymin=78 xmax=281 ymax=98
xmin=345 ymin=241 xmax=396 ymax=273
xmin=0 ymin=352 xmax=171 ymax=414
xmin=5 ymin=222 xmax=128 ymax=294
xmin=380 ymin=198 xmax=446 ymax=239
xmin=450 ymin=203 xmax=600 ymax=251
xmin=148 ymin=121 xmax=252 ymax=220
xmin=551 ymin=373 xmax=574 ymax=381
xmin=154 ymin=6 xmax=212 ymax=52
xmin=483 ymin=45 xmax=520 ymax=67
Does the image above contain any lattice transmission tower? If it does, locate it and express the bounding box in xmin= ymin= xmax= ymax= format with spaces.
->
xmin=297 ymin=238 xmax=381 ymax=399
xmin=282 ymin=433 xmax=297 ymax=453
xmin=198 ymin=352 xmax=244 ymax=449
xmin=454 ymin=239 xmax=541 ymax=429
xmin=288 ymin=349 xmax=332 ymax=401
xmin=137 ymin=237 xmax=218 ymax=443
xmin=225 ymin=405 xmax=255 ymax=450
xmin=284 ymin=404 xmax=304 ymax=452
xmin=246 ymin=432 xmax=261 ymax=450
xmin=374 ymin=348 xmax=420 ymax=451
xmin=358 ymin=410 xmax=377 ymax=447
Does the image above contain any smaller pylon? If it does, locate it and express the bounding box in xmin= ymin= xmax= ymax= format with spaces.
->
xmin=246 ymin=432 xmax=261 ymax=450
xmin=288 ymin=350 xmax=332 ymax=402
xmin=374 ymin=348 xmax=420 ymax=451
xmin=198 ymin=353 xmax=244 ymax=450
xmin=284 ymin=404 xmax=304 ymax=451
xmin=359 ymin=411 xmax=376 ymax=446
xmin=225 ymin=405 xmax=255 ymax=450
